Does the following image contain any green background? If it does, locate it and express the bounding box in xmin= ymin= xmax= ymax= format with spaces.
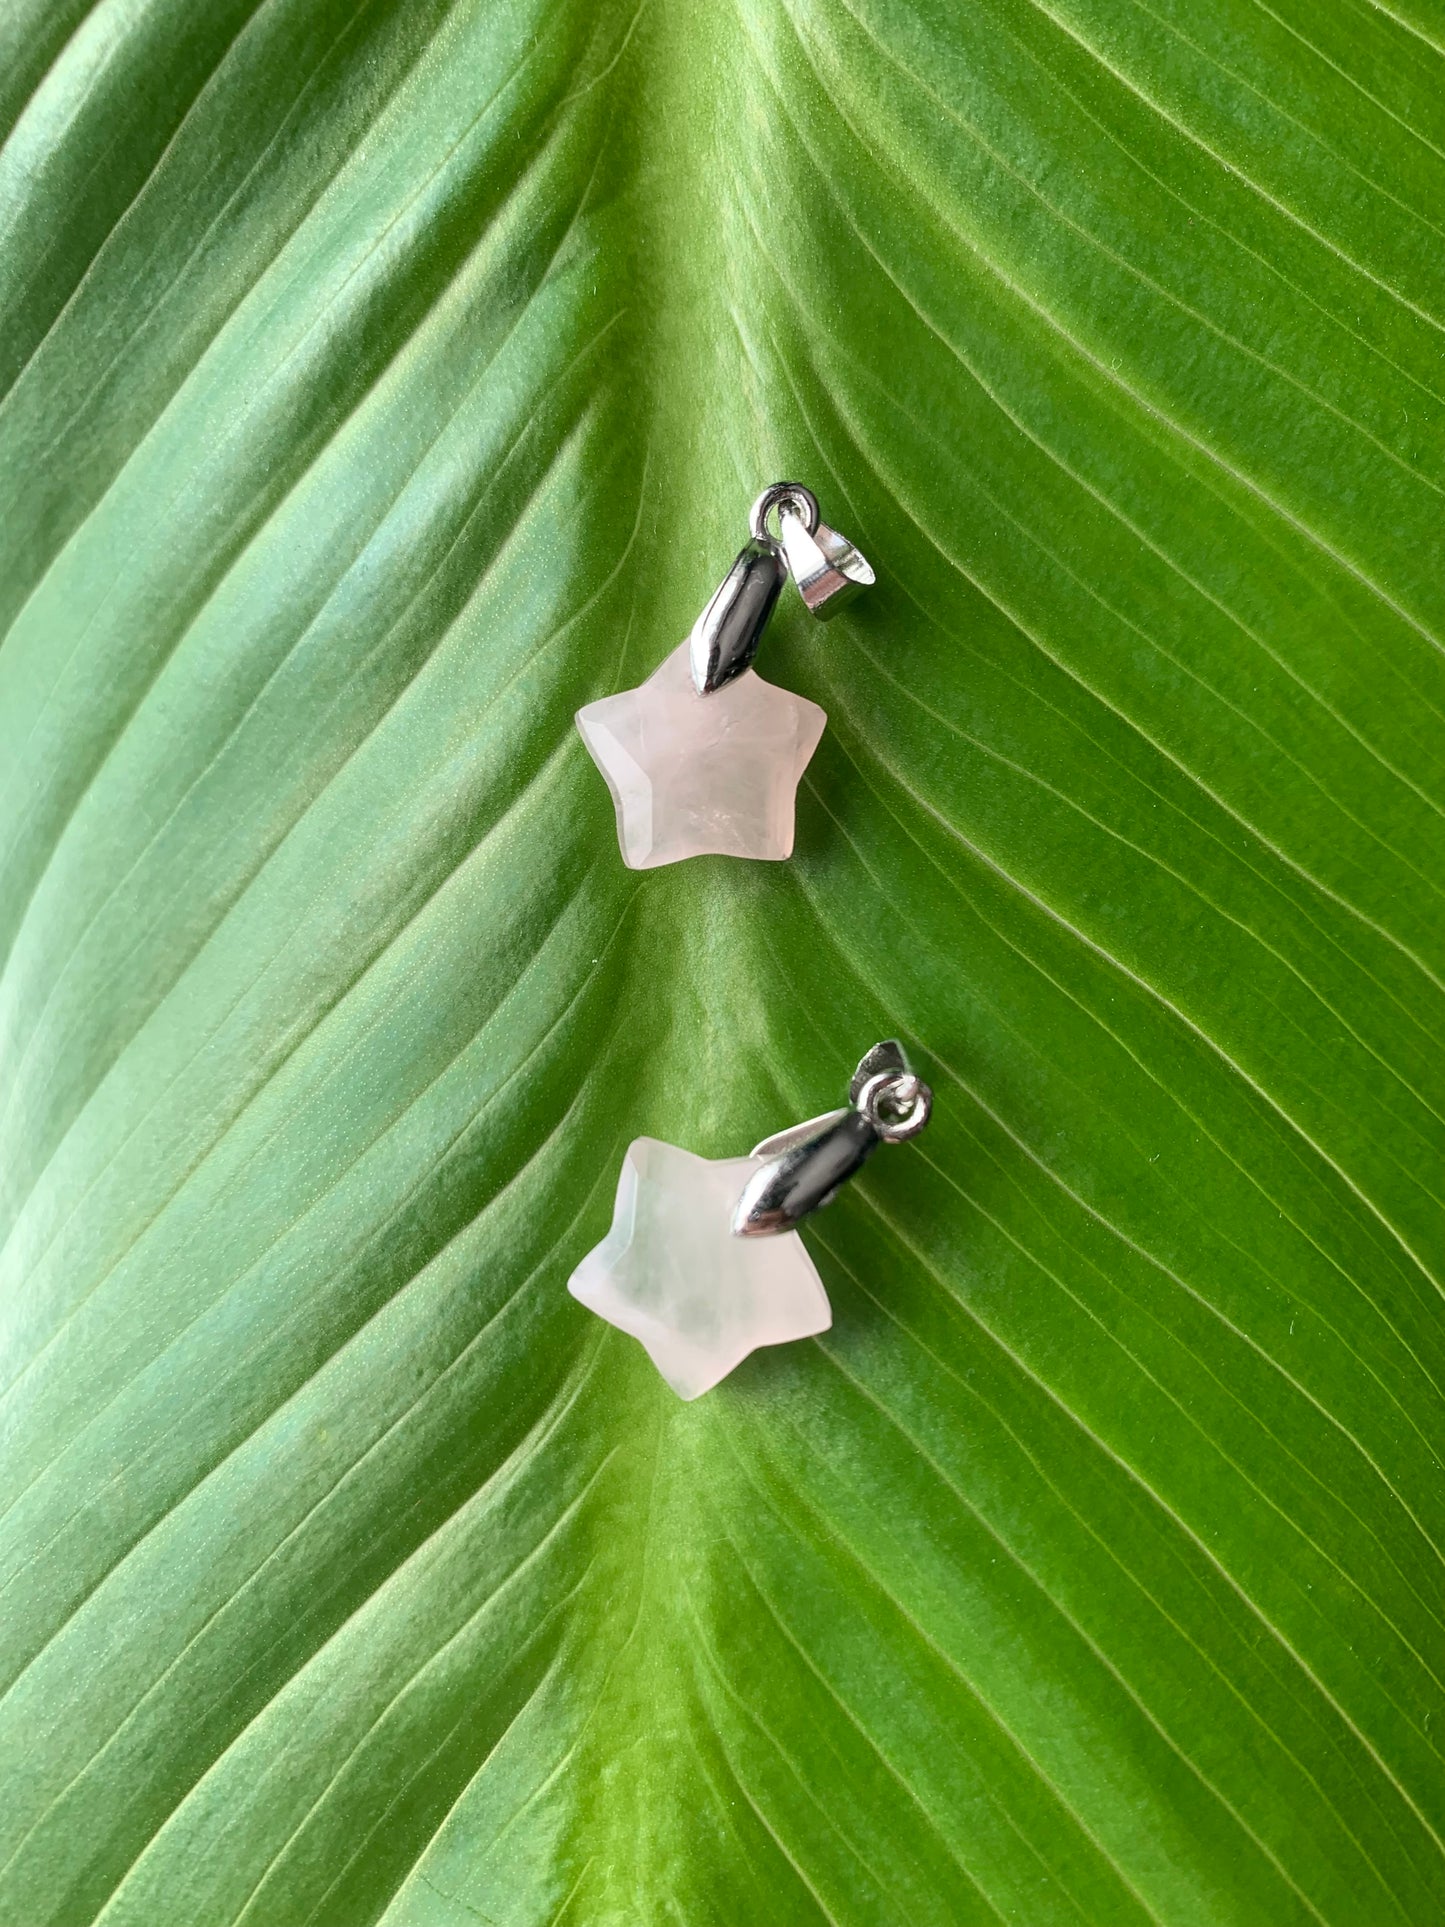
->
xmin=1 ymin=0 xmax=1443 ymax=1920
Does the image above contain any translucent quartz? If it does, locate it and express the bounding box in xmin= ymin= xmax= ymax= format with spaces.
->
xmin=568 ymin=1137 xmax=832 ymax=1399
xmin=575 ymin=643 xmax=826 ymax=869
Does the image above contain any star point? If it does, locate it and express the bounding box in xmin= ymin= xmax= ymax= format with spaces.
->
xmin=576 ymin=644 xmax=826 ymax=869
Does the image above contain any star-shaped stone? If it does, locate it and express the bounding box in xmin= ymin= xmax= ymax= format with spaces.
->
xmin=568 ymin=1137 xmax=832 ymax=1399
xmin=575 ymin=643 xmax=826 ymax=869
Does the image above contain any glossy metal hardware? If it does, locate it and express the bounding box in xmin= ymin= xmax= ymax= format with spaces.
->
xmin=777 ymin=507 xmax=875 ymax=619
xmin=750 ymin=481 xmax=821 ymax=543
xmin=689 ymin=536 xmax=788 ymax=694
xmin=750 ymin=481 xmax=875 ymax=621
xmin=688 ymin=484 xmax=875 ymax=695
xmin=732 ymin=1040 xmax=932 ymax=1237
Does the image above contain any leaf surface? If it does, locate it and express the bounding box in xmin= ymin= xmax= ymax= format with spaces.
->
xmin=1 ymin=0 xmax=1443 ymax=1921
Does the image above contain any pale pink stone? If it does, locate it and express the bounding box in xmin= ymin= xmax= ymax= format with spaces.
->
xmin=575 ymin=643 xmax=826 ymax=869
xmin=568 ymin=1137 xmax=832 ymax=1400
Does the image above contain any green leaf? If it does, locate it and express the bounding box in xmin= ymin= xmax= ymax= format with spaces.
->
xmin=2 ymin=0 xmax=1443 ymax=1919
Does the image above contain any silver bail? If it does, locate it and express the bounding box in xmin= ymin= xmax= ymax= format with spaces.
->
xmin=751 ymin=482 xmax=875 ymax=622
xmin=731 ymin=1040 xmax=932 ymax=1237
xmin=689 ymin=537 xmax=787 ymax=694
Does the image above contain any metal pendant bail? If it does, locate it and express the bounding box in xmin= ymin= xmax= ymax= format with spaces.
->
xmin=751 ymin=482 xmax=875 ymax=621
xmin=731 ymin=1040 xmax=932 ymax=1237
xmin=689 ymin=537 xmax=788 ymax=694
xmin=689 ymin=481 xmax=875 ymax=695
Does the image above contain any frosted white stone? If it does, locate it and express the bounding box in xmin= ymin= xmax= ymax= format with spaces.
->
xmin=575 ymin=643 xmax=826 ymax=869
xmin=568 ymin=1137 xmax=832 ymax=1399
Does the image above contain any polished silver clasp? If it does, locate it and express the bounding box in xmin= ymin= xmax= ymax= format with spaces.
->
xmin=732 ymin=1040 xmax=931 ymax=1237
xmin=689 ymin=536 xmax=788 ymax=694
xmin=690 ymin=483 xmax=876 ymax=694
xmin=752 ymin=482 xmax=875 ymax=621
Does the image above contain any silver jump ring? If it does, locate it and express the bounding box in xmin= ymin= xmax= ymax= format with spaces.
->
xmin=750 ymin=481 xmax=820 ymax=544
xmin=856 ymin=1070 xmax=933 ymax=1142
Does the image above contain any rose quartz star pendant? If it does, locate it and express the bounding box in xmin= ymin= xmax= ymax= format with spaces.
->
xmin=575 ymin=483 xmax=873 ymax=870
xmin=576 ymin=644 xmax=826 ymax=869
xmin=569 ymin=1139 xmax=832 ymax=1399
xmin=568 ymin=1044 xmax=932 ymax=1400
